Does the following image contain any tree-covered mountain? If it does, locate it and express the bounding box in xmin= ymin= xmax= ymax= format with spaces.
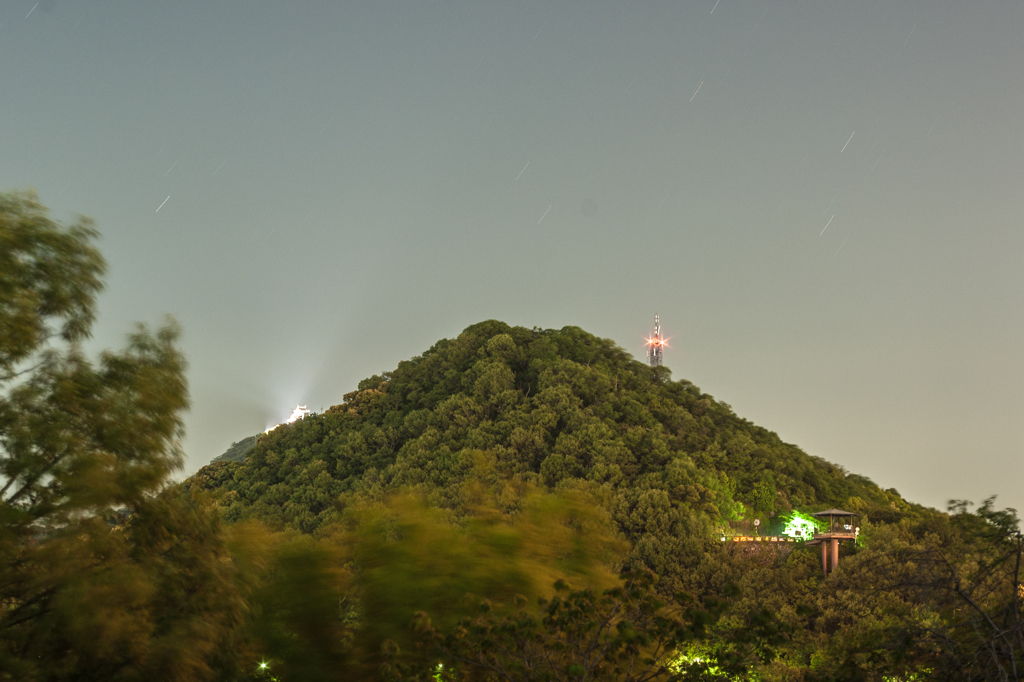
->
xmin=189 ymin=322 xmax=919 ymax=591
xmin=195 ymin=320 xmax=913 ymax=522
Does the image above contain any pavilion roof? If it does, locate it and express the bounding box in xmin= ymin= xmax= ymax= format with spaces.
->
xmin=812 ymin=508 xmax=857 ymax=517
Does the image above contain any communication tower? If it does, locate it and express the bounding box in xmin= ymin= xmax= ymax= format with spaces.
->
xmin=646 ymin=314 xmax=665 ymax=367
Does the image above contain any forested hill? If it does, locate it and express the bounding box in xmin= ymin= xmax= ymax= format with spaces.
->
xmin=190 ymin=321 xmax=916 ymax=547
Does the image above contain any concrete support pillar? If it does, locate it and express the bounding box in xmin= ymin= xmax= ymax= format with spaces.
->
xmin=830 ymin=538 xmax=839 ymax=573
xmin=821 ymin=542 xmax=828 ymax=577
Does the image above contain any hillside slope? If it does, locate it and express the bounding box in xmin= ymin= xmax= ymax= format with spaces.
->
xmin=189 ymin=322 xmax=918 ymax=575
xmin=211 ymin=435 xmax=257 ymax=464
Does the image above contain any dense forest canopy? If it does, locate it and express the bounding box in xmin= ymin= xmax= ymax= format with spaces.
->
xmin=193 ymin=319 xmax=915 ymax=540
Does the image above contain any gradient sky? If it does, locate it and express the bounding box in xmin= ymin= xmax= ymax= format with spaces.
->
xmin=2 ymin=0 xmax=1021 ymax=514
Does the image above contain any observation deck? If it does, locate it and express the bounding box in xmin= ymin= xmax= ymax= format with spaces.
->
xmin=804 ymin=509 xmax=859 ymax=576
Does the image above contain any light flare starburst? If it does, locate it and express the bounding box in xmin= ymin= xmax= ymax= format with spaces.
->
xmin=646 ymin=314 xmax=667 ymax=367
xmin=644 ymin=335 xmax=671 ymax=349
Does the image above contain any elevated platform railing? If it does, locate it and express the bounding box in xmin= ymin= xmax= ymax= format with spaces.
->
xmin=812 ymin=530 xmax=857 ymax=539
xmin=719 ymin=534 xmax=800 ymax=543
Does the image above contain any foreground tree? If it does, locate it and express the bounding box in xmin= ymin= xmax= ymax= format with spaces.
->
xmin=891 ymin=498 xmax=1023 ymax=681
xmin=382 ymin=571 xmax=741 ymax=682
xmin=812 ymin=498 xmax=1024 ymax=682
xmin=0 ymin=191 xmax=243 ymax=681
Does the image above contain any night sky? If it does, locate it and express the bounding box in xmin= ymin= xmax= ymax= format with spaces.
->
xmin=2 ymin=1 xmax=1021 ymax=513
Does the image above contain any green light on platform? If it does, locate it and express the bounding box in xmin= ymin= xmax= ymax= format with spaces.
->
xmin=781 ymin=511 xmax=825 ymax=540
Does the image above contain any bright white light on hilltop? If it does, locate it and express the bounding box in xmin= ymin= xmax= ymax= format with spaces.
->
xmin=265 ymin=405 xmax=311 ymax=433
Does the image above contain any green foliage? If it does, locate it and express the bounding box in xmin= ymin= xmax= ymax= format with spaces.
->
xmin=245 ymin=533 xmax=353 ymax=681
xmin=0 ymin=191 xmax=241 ymax=681
xmin=346 ymin=489 xmax=628 ymax=674
xmin=751 ymin=473 xmax=777 ymax=515
xmin=382 ymin=570 xmax=727 ymax=682
xmin=192 ymin=321 xmax=916 ymax=575
xmin=217 ymin=488 xmax=629 ymax=680
xmin=0 ymin=190 xmax=106 ymax=378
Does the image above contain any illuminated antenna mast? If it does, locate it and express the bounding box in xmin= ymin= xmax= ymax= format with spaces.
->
xmin=646 ymin=314 xmax=664 ymax=367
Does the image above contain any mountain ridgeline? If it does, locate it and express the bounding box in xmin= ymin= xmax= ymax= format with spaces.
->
xmin=192 ymin=322 xmax=914 ymax=566
xmin=212 ymin=435 xmax=257 ymax=463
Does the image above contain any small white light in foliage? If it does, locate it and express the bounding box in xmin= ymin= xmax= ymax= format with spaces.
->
xmin=265 ymin=405 xmax=311 ymax=433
